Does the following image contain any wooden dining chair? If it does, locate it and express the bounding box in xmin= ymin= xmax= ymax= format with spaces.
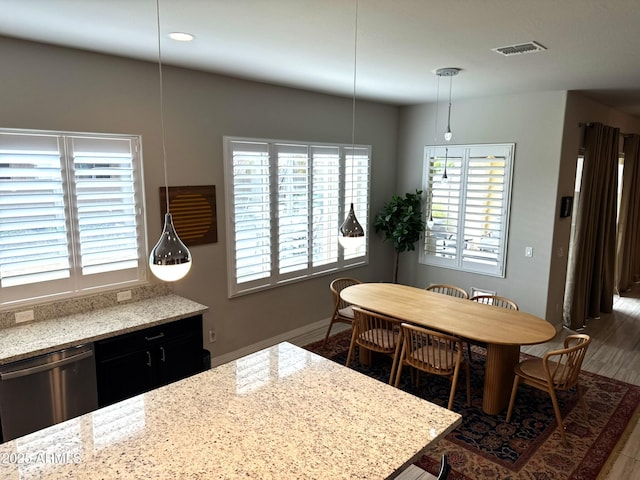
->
xmin=346 ymin=306 xmax=401 ymax=384
xmin=506 ymin=334 xmax=591 ymax=447
xmin=470 ymin=294 xmax=518 ymax=310
xmin=431 ymin=454 xmax=451 ymax=480
xmin=401 ymin=454 xmax=450 ymax=479
xmin=323 ymin=277 xmax=362 ymax=345
xmin=466 ymin=294 xmax=519 ymax=361
xmin=394 ymin=323 xmax=471 ymax=410
xmin=425 ymin=284 xmax=469 ymax=299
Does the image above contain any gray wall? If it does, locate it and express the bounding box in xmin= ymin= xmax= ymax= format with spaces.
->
xmin=397 ymin=91 xmax=568 ymax=319
xmin=0 ymin=36 xmax=399 ymax=357
xmin=397 ymin=90 xmax=640 ymax=325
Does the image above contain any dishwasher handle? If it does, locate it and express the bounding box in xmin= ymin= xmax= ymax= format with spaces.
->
xmin=0 ymin=350 xmax=94 ymax=381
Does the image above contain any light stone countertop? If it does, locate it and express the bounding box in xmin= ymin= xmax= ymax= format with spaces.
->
xmin=0 ymin=295 xmax=208 ymax=365
xmin=0 ymin=342 xmax=461 ymax=480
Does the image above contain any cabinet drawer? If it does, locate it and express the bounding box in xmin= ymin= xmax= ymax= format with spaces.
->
xmin=95 ymin=315 xmax=202 ymax=359
xmin=95 ymin=315 xmax=205 ymax=407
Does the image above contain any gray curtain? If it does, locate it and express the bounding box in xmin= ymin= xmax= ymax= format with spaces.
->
xmin=564 ymin=123 xmax=619 ymax=329
xmin=616 ymin=135 xmax=640 ymax=291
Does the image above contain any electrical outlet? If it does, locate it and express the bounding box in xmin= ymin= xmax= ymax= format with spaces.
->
xmin=209 ymin=330 xmax=217 ymax=343
xmin=117 ymin=290 xmax=132 ymax=302
xmin=15 ymin=310 xmax=34 ymax=323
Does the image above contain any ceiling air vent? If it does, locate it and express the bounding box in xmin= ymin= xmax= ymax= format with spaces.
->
xmin=492 ymin=41 xmax=547 ymax=56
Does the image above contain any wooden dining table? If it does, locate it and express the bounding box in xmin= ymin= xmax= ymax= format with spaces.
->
xmin=341 ymin=283 xmax=557 ymax=415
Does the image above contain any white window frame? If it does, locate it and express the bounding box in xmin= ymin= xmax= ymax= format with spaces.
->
xmin=420 ymin=143 xmax=514 ymax=277
xmin=0 ymin=128 xmax=147 ymax=307
xmin=223 ymin=136 xmax=370 ymax=297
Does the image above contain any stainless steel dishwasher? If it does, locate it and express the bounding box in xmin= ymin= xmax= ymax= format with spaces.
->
xmin=0 ymin=344 xmax=98 ymax=442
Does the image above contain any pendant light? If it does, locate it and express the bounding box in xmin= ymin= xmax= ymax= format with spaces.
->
xmin=426 ymin=191 xmax=435 ymax=229
xmin=149 ymin=0 xmax=192 ymax=282
xmin=339 ymin=0 xmax=365 ymax=249
xmin=435 ymin=68 xmax=461 ymax=142
xmin=442 ymin=147 xmax=449 ymax=184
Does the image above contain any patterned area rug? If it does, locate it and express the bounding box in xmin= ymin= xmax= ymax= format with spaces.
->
xmin=303 ymin=330 xmax=640 ymax=480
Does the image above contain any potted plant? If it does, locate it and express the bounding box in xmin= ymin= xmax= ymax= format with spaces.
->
xmin=374 ymin=190 xmax=426 ymax=283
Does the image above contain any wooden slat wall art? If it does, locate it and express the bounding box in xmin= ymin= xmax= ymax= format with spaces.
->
xmin=159 ymin=185 xmax=217 ymax=246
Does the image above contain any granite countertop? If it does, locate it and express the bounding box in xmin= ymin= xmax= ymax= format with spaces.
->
xmin=0 ymin=342 xmax=462 ymax=480
xmin=0 ymin=295 xmax=208 ymax=365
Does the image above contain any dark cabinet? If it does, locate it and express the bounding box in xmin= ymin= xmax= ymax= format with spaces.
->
xmin=95 ymin=315 xmax=207 ymax=407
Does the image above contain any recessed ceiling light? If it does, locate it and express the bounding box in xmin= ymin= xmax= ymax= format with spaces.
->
xmin=168 ymin=32 xmax=195 ymax=42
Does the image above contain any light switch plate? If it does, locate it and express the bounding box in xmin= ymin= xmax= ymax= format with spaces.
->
xmin=525 ymin=246 xmax=533 ymax=258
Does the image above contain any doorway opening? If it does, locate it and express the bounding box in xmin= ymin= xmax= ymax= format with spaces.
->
xmin=563 ymin=151 xmax=625 ymax=328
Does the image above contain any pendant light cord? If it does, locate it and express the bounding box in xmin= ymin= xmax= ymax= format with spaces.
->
xmin=350 ymin=0 xmax=359 ymax=204
xmin=446 ymin=74 xmax=453 ymax=133
xmin=434 ymin=73 xmax=440 ymax=143
xmin=156 ymin=0 xmax=170 ymax=214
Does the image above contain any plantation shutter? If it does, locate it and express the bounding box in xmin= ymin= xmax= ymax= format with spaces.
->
xmin=344 ymin=146 xmax=371 ymax=261
xmin=311 ymin=145 xmax=340 ymax=267
xmin=461 ymin=145 xmax=511 ymax=274
xmin=422 ymin=144 xmax=513 ymax=277
xmin=0 ymin=133 xmax=71 ymax=290
xmin=227 ymin=140 xmax=272 ymax=289
xmin=276 ymin=143 xmax=310 ymax=276
xmin=1 ymin=130 xmax=145 ymax=306
xmin=424 ymin=148 xmax=463 ymax=263
xmin=224 ymin=137 xmax=370 ymax=297
xmin=70 ymin=137 xmax=141 ymax=282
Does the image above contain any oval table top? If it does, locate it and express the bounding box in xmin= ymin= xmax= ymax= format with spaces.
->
xmin=341 ymin=283 xmax=556 ymax=346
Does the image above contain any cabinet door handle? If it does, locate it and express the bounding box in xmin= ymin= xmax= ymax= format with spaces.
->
xmin=145 ymin=333 xmax=165 ymax=342
xmin=160 ymin=346 xmax=166 ymax=363
xmin=146 ymin=350 xmax=152 ymax=367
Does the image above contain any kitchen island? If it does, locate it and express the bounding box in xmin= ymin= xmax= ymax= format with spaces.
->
xmin=0 ymin=342 xmax=461 ymax=479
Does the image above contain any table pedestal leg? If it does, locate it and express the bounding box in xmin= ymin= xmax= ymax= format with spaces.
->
xmin=482 ymin=344 xmax=520 ymax=415
xmin=358 ymin=346 xmax=371 ymax=365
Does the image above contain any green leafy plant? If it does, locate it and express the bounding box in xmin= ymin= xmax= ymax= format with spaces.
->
xmin=374 ymin=190 xmax=426 ymax=283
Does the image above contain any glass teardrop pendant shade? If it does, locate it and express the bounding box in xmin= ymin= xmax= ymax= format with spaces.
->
xmin=339 ymin=203 xmax=365 ymax=249
xmin=149 ymin=212 xmax=192 ymax=282
xmin=444 ymin=109 xmax=453 ymax=141
xmin=444 ymin=103 xmax=453 ymax=141
xmin=441 ymin=147 xmax=449 ymax=183
xmin=427 ymin=215 xmax=435 ymax=229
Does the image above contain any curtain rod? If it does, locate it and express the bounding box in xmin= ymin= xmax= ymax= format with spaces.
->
xmin=577 ymin=122 xmax=632 ymax=137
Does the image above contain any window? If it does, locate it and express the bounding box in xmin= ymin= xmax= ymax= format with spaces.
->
xmin=420 ymin=143 xmax=514 ymax=277
xmin=223 ymin=137 xmax=370 ymax=297
xmin=0 ymin=129 xmax=146 ymax=306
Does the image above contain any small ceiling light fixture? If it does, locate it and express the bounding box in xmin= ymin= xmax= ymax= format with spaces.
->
xmin=435 ymin=67 xmax=461 ymax=142
xmin=168 ymin=32 xmax=195 ymax=42
xmin=149 ymin=0 xmax=193 ymax=282
xmin=339 ymin=0 xmax=365 ymax=250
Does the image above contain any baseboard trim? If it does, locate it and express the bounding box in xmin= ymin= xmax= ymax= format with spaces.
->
xmin=210 ymin=317 xmax=331 ymax=367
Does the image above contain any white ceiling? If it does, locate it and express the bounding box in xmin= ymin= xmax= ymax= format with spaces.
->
xmin=3 ymin=0 xmax=640 ymax=116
